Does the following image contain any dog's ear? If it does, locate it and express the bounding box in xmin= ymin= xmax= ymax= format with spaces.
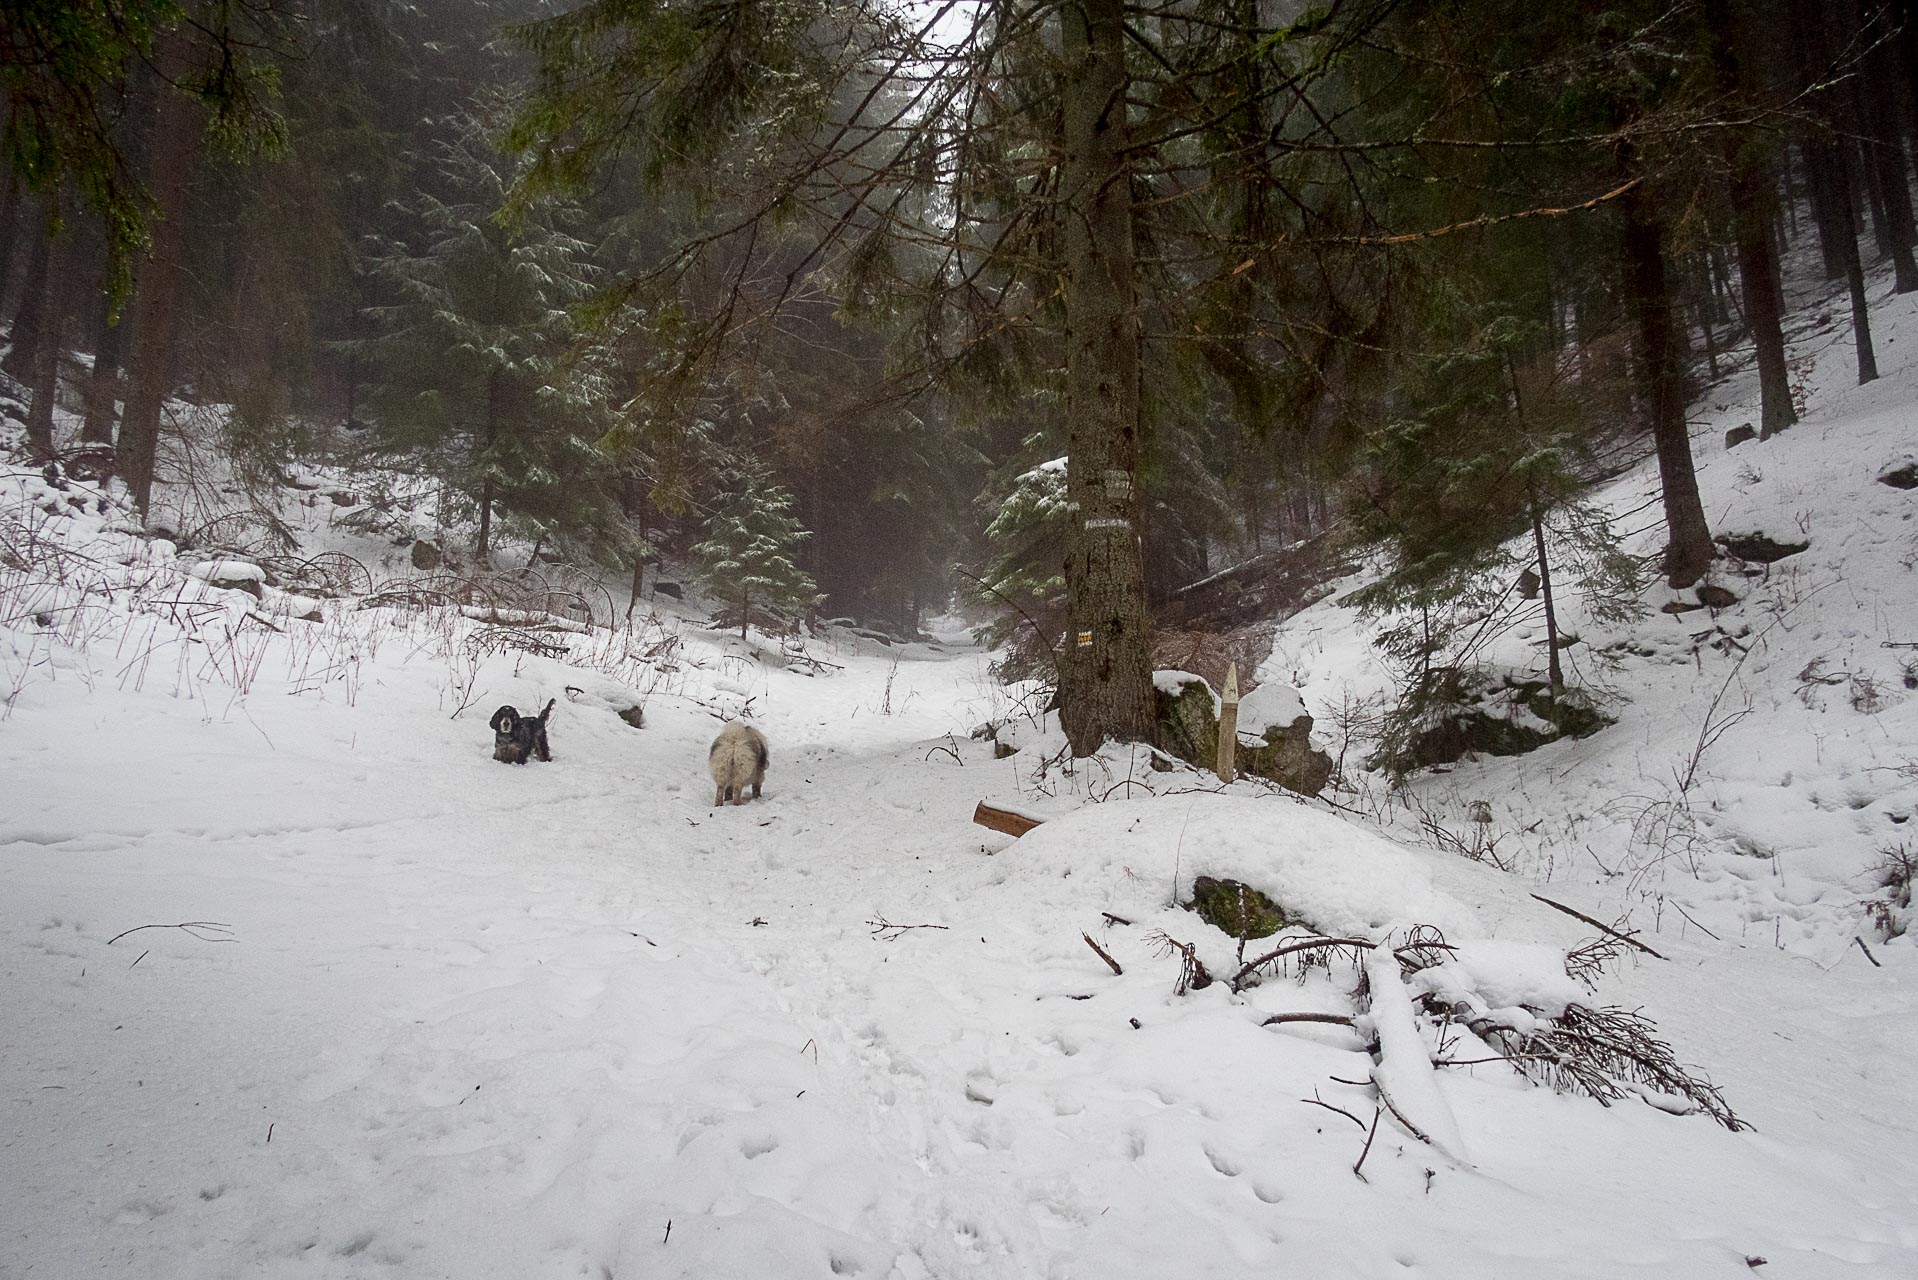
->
xmin=489 ymin=706 xmax=518 ymax=732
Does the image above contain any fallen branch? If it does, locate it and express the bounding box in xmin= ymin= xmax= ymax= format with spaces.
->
xmin=867 ymin=916 xmax=948 ymax=941
xmin=1530 ymin=894 xmax=1666 ymax=959
xmin=1671 ymin=902 xmax=1721 ymax=941
xmin=973 ymin=801 xmax=1044 ymax=838
xmin=1301 ymin=1089 xmax=1368 ymax=1130
xmin=1351 ymin=1105 xmax=1383 ymax=1182
xmin=106 ymin=921 xmax=235 ymax=946
xmin=1262 ymin=1011 xmax=1357 ymax=1028
xmin=1082 ymin=931 xmax=1123 ymax=976
xmin=1231 ymin=935 xmax=1373 ymax=990
xmin=1145 ymin=929 xmax=1212 ymax=993
xmin=1854 ymin=936 xmax=1884 ymax=968
xmin=1362 ymin=946 xmax=1469 ymax=1162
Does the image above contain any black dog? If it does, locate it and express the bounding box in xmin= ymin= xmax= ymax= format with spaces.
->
xmin=489 ymin=699 xmax=555 ymax=764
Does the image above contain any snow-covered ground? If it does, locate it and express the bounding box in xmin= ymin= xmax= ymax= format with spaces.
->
xmin=7 ymin=286 xmax=1918 ymax=1277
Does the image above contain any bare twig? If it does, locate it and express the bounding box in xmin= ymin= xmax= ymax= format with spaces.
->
xmin=1853 ymin=936 xmax=1884 ymax=968
xmin=1330 ymin=177 xmax=1641 ymax=246
xmin=1671 ymin=902 xmax=1721 ymax=940
xmin=868 ymin=916 xmax=948 ymax=941
xmin=1352 ymin=1105 xmax=1384 ymax=1182
xmin=1231 ymin=936 xmax=1373 ymax=990
xmin=105 ymin=921 xmax=235 ymax=946
xmin=1301 ymin=1089 xmax=1367 ymax=1130
xmin=1144 ymin=929 xmax=1212 ymax=993
xmin=1530 ymin=895 xmax=1665 ymax=959
xmin=1082 ymin=931 xmax=1123 ymax=976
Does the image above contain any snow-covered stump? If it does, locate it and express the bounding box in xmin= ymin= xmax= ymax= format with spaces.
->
xmin=1360 ymin=946 xmax=1469 ymax=1165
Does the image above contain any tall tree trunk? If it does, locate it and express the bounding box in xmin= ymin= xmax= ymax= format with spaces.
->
xmin=1858 ymin=136 xmax=1893 ymax=259
xmin=1058 ymin=0 xmax=1154 ymax=754
xmin=476 ymin=366 xmax=499 ymax=562
xmin=1796 ymin=0 xmax=1878 ymax=382
xmin=1896 ymin=0 xmax=1918 ymax=142
xmin=1860 ymin=0 xmax=1918 ymax=292
xmin=80 ymin=283 xmax=125 ymax=446
xmin=119 ymin=42 xmax=199 ymax=515
xmin=1803 ymin=141 xmax=1847 ymax=280
xmin=6 ymin=213 xmax=51 ymax=381
xmin=1837 ymin=140 xmax=1879 ymax=384
xmin=23 ymin=234 xmax=63 ymax=460
xmin=0 ymin=174 xmax=21 ymax=318
xmin=1529 ymin=501 xmax=1562 ymax=693
xmin=1703 ymin=0 xmax=1798 ymax=436
xmin=1620 ymin=179 xmax=1714 ymax=588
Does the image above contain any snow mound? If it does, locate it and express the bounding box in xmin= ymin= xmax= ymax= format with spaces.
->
xmin=1238 ymin=680 xmax=1307 ymax=734
xmin=1413 ymin=939 xmax=1589 ymax=1020
xmin=186 ymin=558 xmax=265 ymax=584
xmin=1010 ymin=793 xmax=1481 ymax=940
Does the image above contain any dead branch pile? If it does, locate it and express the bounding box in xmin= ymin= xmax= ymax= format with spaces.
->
xmin=1224 ymin=922 xmax=1742 ymax=1130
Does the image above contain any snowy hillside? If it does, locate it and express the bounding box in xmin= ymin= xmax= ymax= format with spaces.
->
xmin=6 ymin=305 xmax=1918 ymax=1276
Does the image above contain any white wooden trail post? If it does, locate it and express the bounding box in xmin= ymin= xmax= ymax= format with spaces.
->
xmin=1216 ymin=662 xmax=1239 ymax=784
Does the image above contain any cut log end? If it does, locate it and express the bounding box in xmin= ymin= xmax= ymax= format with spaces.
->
xmin=973 ymin=801 xmax=1044 ymax=838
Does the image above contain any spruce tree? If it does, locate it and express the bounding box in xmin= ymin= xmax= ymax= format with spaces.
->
xmin=357 ymin=111 xmax=605 ymax=563
xmin=974 ymin=456 xmax=1069 ymax=683
xmin=693 ymin=464 xmax=818 ymax=639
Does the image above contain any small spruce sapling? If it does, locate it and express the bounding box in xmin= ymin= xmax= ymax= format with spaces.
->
xmin=693 ymin=463 xmax=819 ymax=638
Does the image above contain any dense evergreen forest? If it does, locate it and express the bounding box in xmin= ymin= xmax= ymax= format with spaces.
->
xmin=5 ymin=0 xmax=1916 ymax=752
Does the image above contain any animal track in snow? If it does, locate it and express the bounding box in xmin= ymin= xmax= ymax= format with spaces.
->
xmin=112 ymin=1199 xmax=169 ymax=1225
xmin=1203 ymin=1145 xmax=1242 ymax=1177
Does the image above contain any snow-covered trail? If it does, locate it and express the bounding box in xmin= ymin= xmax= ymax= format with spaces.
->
xmin=8 ymin=624 xmax=1917 ymax=1279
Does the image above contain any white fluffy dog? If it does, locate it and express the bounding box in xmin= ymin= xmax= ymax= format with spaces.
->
xmin=708 ymin=721 xmax=769 ymax=806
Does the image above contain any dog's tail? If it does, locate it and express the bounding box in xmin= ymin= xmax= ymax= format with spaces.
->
xmin=534 ymin=698 xmax=556 ymax=725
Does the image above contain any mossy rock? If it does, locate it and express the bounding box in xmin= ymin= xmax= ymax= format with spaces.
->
xmin=1239 ymin=725 xmax=1335 ymax=797
xmin=1153 ymin=671 xmax=1333 ymax=796
xmin=1156 ymin=674 xmax=1221 ymax=766
xmin=1392 ymin=671 xmax=1613 ymax=771
xmin=1187 ymin=876 xmax=1293 ymax=939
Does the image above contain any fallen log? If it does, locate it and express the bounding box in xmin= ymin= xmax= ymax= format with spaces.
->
xmin=972 ymin=801 xmax=1045 ymax=838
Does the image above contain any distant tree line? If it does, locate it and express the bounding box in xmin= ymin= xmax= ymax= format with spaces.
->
xmin=4 ymin=0 xmax=1916 ymax=750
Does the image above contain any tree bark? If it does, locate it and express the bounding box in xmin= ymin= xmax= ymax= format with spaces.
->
xmin=1702 ymin=0 xmax=1797 ymax=436
xmin=1620 ymin=179 xmax=1714 ymax=588
xmin=80 ymin=282 xmax=124 ymax=446
xmin=119 ymin=38 xmax=200 ymax=515
xmin=1859 ymin=0 xmax=1918 ymax=292
xmin=1795 ymin=0 xmax=1878 ymax=383
xmin=1803 ymin=141 xmax=1847 ymax=280
xmin=1057 ymin=0 xmax=1155 ymax=755
xmin=6 ymin=214 xmax=51 ymax=382
xmin=1834 ymin=135 xmax=1879 ymax=384
xmin=476 ymin=366 xmax=499 ymax=561
xmin=1529 ymin=502 xmax=1562 ymax=692
xmin=0 ymin=176 xmax=22 ymax=321
xmin=24 ymin=233 xmax=64 ymax=460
